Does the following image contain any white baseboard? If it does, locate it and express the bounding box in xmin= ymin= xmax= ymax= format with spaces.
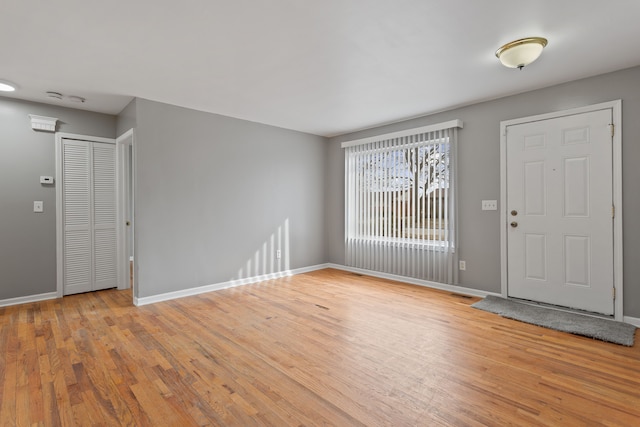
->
xmin=623 ymin=316 xmax=640 ymax=327
xmin=326 ymin=263 xmax=500 ymax=298
xmin=326 ymin=264 xmax=640 ymax=326
xmin=134 ymin=263 xmax=330 ymax=306
xmin=0 ymin=291 xmax=58 ymax=308
xmin=5 ymin=264 xmax=631 ymax=327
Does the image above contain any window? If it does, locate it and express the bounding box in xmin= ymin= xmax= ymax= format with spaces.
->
xmin=342 ymin=120 xmax=462 ymax=283
xmin=348 ymin=139 xmax=450 ymax=244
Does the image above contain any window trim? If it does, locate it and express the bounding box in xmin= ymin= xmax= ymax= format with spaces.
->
xmin=341 ymin=119 xmax=463 ymax=148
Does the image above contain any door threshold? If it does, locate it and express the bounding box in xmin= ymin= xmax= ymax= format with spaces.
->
xmin=506 ymin=297 xmax=614 ymax=320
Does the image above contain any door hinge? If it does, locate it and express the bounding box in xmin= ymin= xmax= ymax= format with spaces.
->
xmin=612 ymin=204 xmax=615 ymax=218
xmin=609 ymin=123 xmax=615 ymax=137
xmin=613 ymin=287 xmax=616 ymax=300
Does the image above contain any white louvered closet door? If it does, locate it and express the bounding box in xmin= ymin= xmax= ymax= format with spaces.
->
xmin=92 ymin=143 xmax=117 ymax=290
xmin=62 ymin=139 xmax=117 ymax=295
xmin=63 ymin=141 xmax=92 ymax=294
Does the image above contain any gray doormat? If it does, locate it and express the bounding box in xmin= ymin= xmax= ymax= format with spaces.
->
xmin=472 ymin=295 xmax=636 ymax=346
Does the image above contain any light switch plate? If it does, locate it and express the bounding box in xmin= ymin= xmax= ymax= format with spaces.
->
xmin=482 ymin=200 xmax=498 ymax=211
xmin=34 ymin=201 xmax=43 ymax=212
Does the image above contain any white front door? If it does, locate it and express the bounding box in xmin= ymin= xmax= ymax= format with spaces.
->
xmin=506 ymin=109 xmax=614 ymax=314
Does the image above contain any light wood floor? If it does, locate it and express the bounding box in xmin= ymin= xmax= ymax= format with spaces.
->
xmin=1 ymin=269 xmax=639 ymax=426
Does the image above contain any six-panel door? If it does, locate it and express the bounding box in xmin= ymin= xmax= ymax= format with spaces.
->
xmin=506 ymin=109 xmax=614 ymax=315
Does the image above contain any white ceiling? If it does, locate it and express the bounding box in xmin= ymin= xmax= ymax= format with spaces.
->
xmin=2 ymin=0 xmax=640 ymax=137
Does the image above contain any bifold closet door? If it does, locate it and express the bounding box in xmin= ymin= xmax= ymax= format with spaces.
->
xmin=62 ymin=139 xmax=117 ymax=295
xmin=92 ymin=143 xmax=118 ymax=290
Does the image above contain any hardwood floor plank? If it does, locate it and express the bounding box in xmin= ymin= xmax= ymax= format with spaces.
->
xmin=51 ymin=368 xmax=75 ymax=426
xmin=25 ymin=348 xmax=44 ymax=425
xmin=42 ymin=381 xmax=62 ymax=427
xmin=1 ymin=269 xmax=639 ymax=425
xmin=1 ymin=322 xmax=18 ymax=427
xmin=129 ymin=380 xmax=197 ymax=426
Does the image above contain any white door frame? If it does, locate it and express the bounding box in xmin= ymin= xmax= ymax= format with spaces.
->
xmin=116 ymin=129 xmax=135 ymax=292
xmin=499 ymin=100 xmax=623 ymax=320
xmin=55 ymin=132 xmax=118 ymax=298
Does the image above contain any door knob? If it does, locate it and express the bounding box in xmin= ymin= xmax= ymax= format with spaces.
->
xmin=510 ymin=222 xmax=518 ymax=228
xmin=511 ymin=210 xmax=518 ymax=216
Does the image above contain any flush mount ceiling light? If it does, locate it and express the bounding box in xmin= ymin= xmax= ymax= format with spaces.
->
xmin=496 ymin=37 xmax=548 ymax=69
xmin=0 ymin=79 xmax=17 ymax=92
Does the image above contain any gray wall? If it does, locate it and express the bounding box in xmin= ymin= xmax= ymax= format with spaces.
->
xmin=133 ymin=99 xmax=327 ymax=298
xmin=327 ymin=65 xmax=640 ymax=317
xmin=116 ymin=98 xmax=137 ymax=137
xmin=0 ymin=97 xmax=116 ymax=300
xmin=3 ymin=66 xmax=638 ymax=317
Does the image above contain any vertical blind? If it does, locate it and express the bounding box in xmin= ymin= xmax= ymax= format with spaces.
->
xmin=342 ymin=120 xmax=462 ymax=284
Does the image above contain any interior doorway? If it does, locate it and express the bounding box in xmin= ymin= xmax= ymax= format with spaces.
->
xmin=116 ymin=129 xmax=135 ymax=299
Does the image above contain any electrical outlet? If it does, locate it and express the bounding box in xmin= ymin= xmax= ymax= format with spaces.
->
xmin=482 ymin=200 xmax=498 ymax=211
xmin=276 ymin=250 xmax=281 ymax=259
xmin=34 ymin=201 xmax=43 ymax=213
xmin=459 ymin=260 xmax=466 ymax=270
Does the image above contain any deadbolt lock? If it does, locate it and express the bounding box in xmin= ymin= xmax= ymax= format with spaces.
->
xmin=511 ymin=210 xmax=518 ymax=216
